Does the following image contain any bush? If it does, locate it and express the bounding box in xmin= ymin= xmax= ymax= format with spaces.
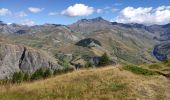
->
xmin=53 ymin=67 xmax=74 ymax=76
xmin=53 ymin=69 xmax=59 ymax=75
xmin=10 ymin=68 xmax=55 ymax=83
xmin=85 ymin=61 xmax=93 ymax=68
xmin=43 ymin=69 xmax=52 ymax=78
xmin=53 ymin=69 xmax=63 ymax=75
xmin=31 ymin=68 xmax=44 ymax=80
xmin=98 ymin=53 xmax=110 ymax=66
xmin=23 ymin=73 xmax=30 ymax=81
xmin=31 ymin=68 xmax=53 ymax=80
xmin=57 ymin=57 xmax=70 ymax=69
xmin=12 ymin=72 xmax=24 ymax=83
xmin=123 ymin=65 xmax=156 ymax=76
xmin=11 ymin=67 xmax=74 ymax=83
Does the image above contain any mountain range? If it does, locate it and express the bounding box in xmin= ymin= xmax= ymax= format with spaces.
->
xmin=0 ymin=17 xmax=170 ymax=79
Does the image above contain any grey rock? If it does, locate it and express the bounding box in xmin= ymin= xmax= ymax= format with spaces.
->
xmin=0 ymin=42 xmax=61 ymax=79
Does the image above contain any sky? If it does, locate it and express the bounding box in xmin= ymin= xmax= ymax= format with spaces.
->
xmin=0 ymin=0 xmax=170 ymax=25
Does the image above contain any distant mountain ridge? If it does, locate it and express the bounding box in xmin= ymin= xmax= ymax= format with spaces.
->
xmin=0 ymin=17 xmax=170 ymax=75
xmin=1 ymin=18 xmax=170 ymax=36
xmin=67 ymin=17 xmax=170 ymax=61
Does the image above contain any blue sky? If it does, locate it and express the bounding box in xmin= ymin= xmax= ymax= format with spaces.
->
xmin=0 ymin=0 xmax=170 ymax=25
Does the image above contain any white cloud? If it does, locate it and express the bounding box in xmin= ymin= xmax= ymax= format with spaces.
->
xmin=61 ymin=4 xmax=94 ymax=16
xmin=7 ymin=23 xmax=12 ymax=25
xmin=96 ymin=9 xmax=103 ymax=13
xmin=28 ymin=7 xmax=43 ymax=13
xmin=0 ymin=8 xmax=11 ymax=16
xmin=96 ymin=6 xmax=119 ymax=14
xmin=48 ymin=12 xmax=59 ymax=16
xmin=115 ymin=6 xmax=170 ymax=25
xmin=20 ymin=19 xmax=35 ymax=26
xmin=112 ymin=8 xmax=119 ymax=12
xmin=16 ymin=11 xmax=27 ymax=17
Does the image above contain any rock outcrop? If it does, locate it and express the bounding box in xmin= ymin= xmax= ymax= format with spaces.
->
xmin=75 ymin=38 xmax=102 ymax=47
xmin=0 ymin=42 xmax=60 ymax=79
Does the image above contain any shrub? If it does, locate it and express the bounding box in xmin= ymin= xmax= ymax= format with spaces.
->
xmin=57 ymin=57 xmax=70 ymax=69
xmin=43 ymin=69 xmax=52 ymax=78
xmin=53 ymin=67 xmax=74 ymax=76
xmin=98 ymin=53 xmax=110 ymax=66
xmin=31 ymin=68 xmax=44 ymax=80
xmin=53 ymin=69 xmax=63 ymax=75
xmin=85 ymin=61 xmax=93 ymax=68
xmin=12 ymin=72 xmax=24 ymax=83
xmin=23 ymin=73 xmax=30 ymax=81
xmin=123 ymin=65 xmax=156 ymax=76
xmin=31 ymin=68 xmax=53 ymax=80
xmin=53 ymin=69 xmax=59 ymax=75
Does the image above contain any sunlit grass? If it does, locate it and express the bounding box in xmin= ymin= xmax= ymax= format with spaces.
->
xmin=0 ymin=66 xmax=169 ymax=100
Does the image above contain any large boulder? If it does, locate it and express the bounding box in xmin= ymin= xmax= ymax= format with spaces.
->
xmin=0 ymin=42 xmax=61 ymax=79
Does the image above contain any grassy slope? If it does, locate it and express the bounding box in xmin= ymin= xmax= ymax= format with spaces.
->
xmin=1 ymin=25 xmax=157 ymax=65
xmin=0 ymin=65 xmax=170 ymax=100
xmin=142 ymin=61 xmax=170 ymax=77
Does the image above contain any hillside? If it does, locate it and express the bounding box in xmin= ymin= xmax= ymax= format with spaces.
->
xmin=0 ymin=18 xmax=160 ymax=65
xmin=0 ymin=65 xmax=170 ymax=100
xmin=0 ymin=17 xmax=170 ymax=78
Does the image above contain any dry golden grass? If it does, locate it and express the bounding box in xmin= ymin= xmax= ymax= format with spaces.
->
xmin=0 ymin=65 xmax=170 ymax=100
xmin=90 ymin=47 xmax=105 ymax=56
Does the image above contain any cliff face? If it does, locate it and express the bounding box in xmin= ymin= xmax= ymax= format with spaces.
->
xmin=0 ymin=43 xmax=60 ymax=79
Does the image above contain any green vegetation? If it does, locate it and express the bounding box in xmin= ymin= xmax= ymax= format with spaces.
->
xmin=31 ymin=68 xmax=44 ymax=80
xmin=75 ymin=38 xmax=102 ymax=47
xmin=110 ymin=82 xmax=126 ymax=91
xmin=162 ymin=60 xmax=170 ymax=67
xmin=56 ymin=54 xmax=71 ymax=69
xmin=53 ymin=67 xmax=74 ymax=75
xmin=145 ymin=60 xmax=170 ymax=71
xmin=43 ymin=69 xmax=52 ymax=78
xmin=148 ymin=64 xmax=162 ymax=69
xmin=98 ymin=53 xmax=110 ymax=66
xmin=12 ymin=72 xmax=31 ymax=83
xmin=123 ymin=65 xmax=156 ymax=76
xmin=12 ymin=72 xmax=24 ymax=83
xmin=23 ymin=73 xmax=30 ymax=81
xmin=85 ymin=61 xmax=93 ymax=68
xmin=10 ymin=66 xmax=74 ymax=84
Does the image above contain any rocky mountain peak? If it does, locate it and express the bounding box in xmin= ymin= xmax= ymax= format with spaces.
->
xmin=9 ymin=23 xmax=22 ymax=27
xmin=162 ymin=23 xmax=170 ymax=28
xmin=91 ymin=17 xmax=106 ymax=22
xmin=0 ymin=21 xmax=7 ymax=26
xmin=69 ymin=17 xmax=112 ymax=34
xmin=74 ymin=17 xmax=109 ymax=25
